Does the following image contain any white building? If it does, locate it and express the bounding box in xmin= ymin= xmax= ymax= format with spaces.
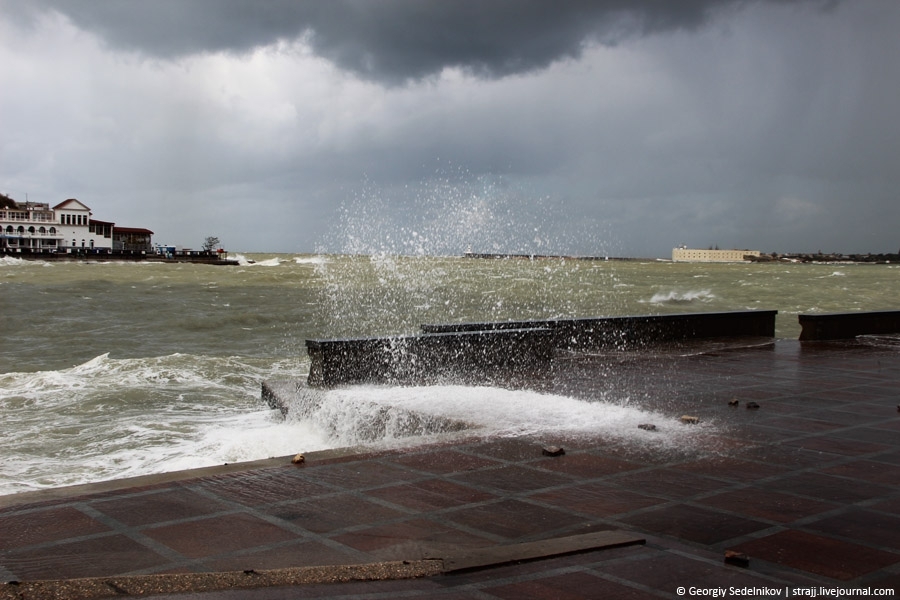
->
xmin=0 ymin=196 xmax=152 ymax=254
xmin=672 ymin=247 xmax=761 ymax=262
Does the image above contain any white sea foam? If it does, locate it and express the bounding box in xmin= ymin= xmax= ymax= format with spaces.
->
xmin=283 ymin=385 xmax=710 ymax=451
xmin=0 ymin=353 xmax=308 ymax=495
xmin=294 ymin=255 xmax=328 ymax=265
xmin=0 ymin=256 xmax=51 ymax=267
xmin=646 ymin=289 xmax=715 ymax=304
xmin=230 ymin=253 xmax=281 ymax=267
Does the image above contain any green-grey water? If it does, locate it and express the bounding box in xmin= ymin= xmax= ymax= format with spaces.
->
xmin=1 ymin=252 xmax=898 ymax=495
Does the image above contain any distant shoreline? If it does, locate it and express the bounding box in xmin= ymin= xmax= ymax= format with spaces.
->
xmin=463 ymin=251 xmax=899 ymax=264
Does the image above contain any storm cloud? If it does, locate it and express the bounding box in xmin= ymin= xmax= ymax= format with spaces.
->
xmin=1 ymin=0 xmax=898 ymax=257
xmin=12 ymin=0 xmax=837 ymax=83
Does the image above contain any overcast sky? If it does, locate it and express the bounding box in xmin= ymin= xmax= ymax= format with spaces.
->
xmin=2 ymin=0 xmax=898 ymax=257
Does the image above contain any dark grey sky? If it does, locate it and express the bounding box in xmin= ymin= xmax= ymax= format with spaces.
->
xmin=1 ymin=0 xmax=897 ymax=256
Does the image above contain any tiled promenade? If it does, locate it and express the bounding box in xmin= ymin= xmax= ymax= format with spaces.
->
xmin=1 ymin=339 xmax=899 ymax=599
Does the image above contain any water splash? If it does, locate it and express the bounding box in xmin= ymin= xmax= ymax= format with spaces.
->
xmin=281 ymin=384 xmax=713 ymax=452
xmin=312 ymin=171 xmax=620 ymax=337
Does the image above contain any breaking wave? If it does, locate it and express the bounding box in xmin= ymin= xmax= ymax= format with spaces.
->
xmin=646 ymin=289 xmax=715 ymax=304
xmin=0 ymin=353 xmax=310 ymax=495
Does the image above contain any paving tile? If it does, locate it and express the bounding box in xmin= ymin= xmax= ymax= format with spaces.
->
xmin=753 ymin=415 xmax=849 ymax=434
xmin=527 ymin=481 xmax=666 ymax=517
xmin=784 ymin=435 xmax=893 ymax=456
xmin=760 ymin=471 xmax=896 ymax=504
xmin=442 ymin=499 xmax=590 ymax=541
xmin=197 ymin=470 xmax=338 ymax=506
xmin=450 ymin=464 xmax=575 ymax=494
xmin=804 ymin=508 xmax=900 ymax=551
xmin=821 ymin=459 xmax=900 ymax=485
xmin=299 ymin=460 xmax=419 ymax=490
xmin=600 ymin=550 xmax=778 ymax=593
xmin=365 ymin=478 xmax=498 ymax=511
xmin=698 ymin=488 xmax=836 ymax=523
xmin=329 ymin=517 xmax=494 ymax=558
xmin=3 ymin=534 xmax=169 ymax=580
xmin=872 ymin=449 xmax=900 ymax=466
xmin=609 ymin=468 xmax=730 ymax=500
xmin=731 ymin=529 xmax=900 ymax=581
xmin=442 ymin=544 xmax=651 ymax=586
xmin=670 ymin=456 xmax=790 ymax=483
xmin=484 ymin=570 xmax=658 ymax=600
xmin=530 ymin=452 xmax=644 ymax=478
xmin=870 ymin=496 xmax=900 ymax=515
xmin=832 ymin=427 xmax=900 ymax=447
xmin=92 ymin=487 xmax=232 ymax=527
xmin=201 ymin=539 xmax=365 ymax=572
xmin=874 ymin=418 xmax=900 ymax=432
xmin=262 ymin=494 xmax=407 ymax=534
xmin=142 ymin=513 xmax=301 ymax=559
xmin=387 ymin=449 xmax=503 ymax=474
xmin=0 ymin=506 xmax=110 ymax=551
xmin=617 ymin=503 xmax=771 ymax=545
xmin=466 ymin=438 xmax=550 ymax=462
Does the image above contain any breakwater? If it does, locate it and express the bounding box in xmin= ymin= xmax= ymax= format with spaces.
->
xmin=303 ymin=310 xmax=777 ymax=388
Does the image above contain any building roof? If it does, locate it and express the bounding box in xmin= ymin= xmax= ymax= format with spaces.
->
xmin=114 ymin=227 xmax=154 ymax=235
xmin=52 ymin=198 xmax=91 ymax=212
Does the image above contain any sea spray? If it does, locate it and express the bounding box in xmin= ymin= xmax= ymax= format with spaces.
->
xmin=280 ymin=384 xmax=713 ymax=452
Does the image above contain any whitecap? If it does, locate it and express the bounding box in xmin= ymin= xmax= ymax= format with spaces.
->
xmin=645 ymin=289 xmax=715 ymax=304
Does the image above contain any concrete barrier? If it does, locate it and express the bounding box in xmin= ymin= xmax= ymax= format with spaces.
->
xmin=422 ymin=310 xmax=777 ymax=350
xmin=799 ymin=310 xmax=900 ymax=341
xmin=305 ymin=311 xmax=777 ymax=387
xmin=306 ymin=328 xmax=554 ymax=387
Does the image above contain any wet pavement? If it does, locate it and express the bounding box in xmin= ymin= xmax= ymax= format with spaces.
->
xmin=1 ymin=339 xmax=899 ymax=599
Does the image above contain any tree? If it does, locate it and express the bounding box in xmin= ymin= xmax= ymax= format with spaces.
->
xmin=202 ymin=236 xmax=221 ymax=252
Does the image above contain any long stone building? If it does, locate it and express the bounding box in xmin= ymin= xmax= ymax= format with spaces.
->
xmin=672 ymin=246 xmax=761 ymax=262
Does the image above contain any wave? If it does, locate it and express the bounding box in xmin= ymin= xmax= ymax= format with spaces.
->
xmin=230 ymin=253 xmax=282 ymax=267
xmin=294 ymin=255 xmax=328 ymax=265
xmin=0 ymin=353 xmax=309 ymax=495
xmin=646 ymin=289 xmax=715 ymax=304
xmin=0 ymin=256 xmax=51 ymax=267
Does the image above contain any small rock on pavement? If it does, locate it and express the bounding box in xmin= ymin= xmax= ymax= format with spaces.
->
xmin=680 ymin=415 xmax=700 ymax=424
xmin=542 ymin=446 xmax=565 ymax=457
xmin=724 ymin=550 xmax=750 ymax=568
xmin=746 ymin=402 xmax=760 ymax=410
xmin=728 ymin=398 xmax=739 ymax=407
xmin=291 ymin=454 xmax=305 ymax=464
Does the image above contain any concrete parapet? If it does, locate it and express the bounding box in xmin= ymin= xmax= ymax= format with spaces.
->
xmin=799 ymin=310 xmax=900 ymax=341
xmin=306 ymin=311 xmax=776 ymax=387
xmin=422 ymin=310 xmax=777 ymax=350
xmin=306 ymin=328 xmax=554 ymax=387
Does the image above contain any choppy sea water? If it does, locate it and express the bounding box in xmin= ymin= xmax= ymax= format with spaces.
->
xmin=2 ymin=253 xmax=898 ymax=495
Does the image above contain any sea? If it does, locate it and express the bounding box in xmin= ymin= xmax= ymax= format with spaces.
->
xmin=2 ymin=252 xmax=898 ymax=496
